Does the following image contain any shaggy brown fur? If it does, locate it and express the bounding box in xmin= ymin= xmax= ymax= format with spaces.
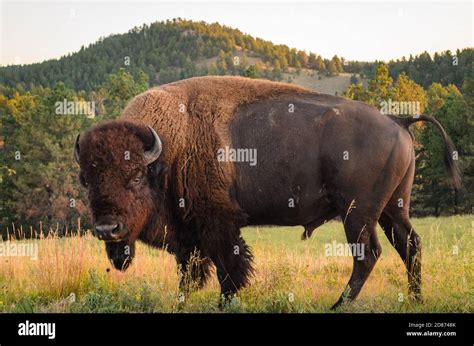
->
xmin=78 ymin=76 xmax=311 ymax=300
xmin=77 ymin=122 xmax=163 ymax=269
xmin=123 ymin=76 xmax=311 ymax=298
xmin=122 ymin=76 xmax=310 ymax=224
xmin=77 ymin=76 xmax=460 ymax=308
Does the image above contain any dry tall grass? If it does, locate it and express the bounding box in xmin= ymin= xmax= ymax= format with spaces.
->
xmin=0 ymin=215 xmax=472 ymax=312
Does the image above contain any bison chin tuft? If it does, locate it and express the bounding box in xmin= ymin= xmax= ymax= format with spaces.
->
xmin=105 ymin=241 xmax=135 ymax=271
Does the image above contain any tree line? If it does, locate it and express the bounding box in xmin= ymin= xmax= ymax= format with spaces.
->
xmin=0 ymin=19 xmax=471 ymax=90
xmin=0 ymin=19 xmax=472 ymax=235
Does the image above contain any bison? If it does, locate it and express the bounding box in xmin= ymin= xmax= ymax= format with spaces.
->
xmin=74 ymin=76 xmax=461 ymax=309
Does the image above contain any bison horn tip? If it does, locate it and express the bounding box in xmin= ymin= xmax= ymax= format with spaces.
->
xmin=144 ymin=126 xmax=162 ymax=165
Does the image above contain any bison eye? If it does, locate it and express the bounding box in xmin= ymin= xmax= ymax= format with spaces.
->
xmin=130 ymin=172 xmax=144 ymax=186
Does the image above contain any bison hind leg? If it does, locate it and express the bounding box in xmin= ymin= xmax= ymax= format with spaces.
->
xmin=378 ymin=160 xmax=422 ymax=302
xmin=379 ymin=212 xmax=421 ymax=301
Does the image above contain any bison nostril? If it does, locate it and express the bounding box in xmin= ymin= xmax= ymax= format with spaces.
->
xmin=111 ymin=223 xmax=121 ymax=234
xmin=95 ymin=223 xmax=119 ymax=233
xmin=94 ymin=222 xmax=126 ymax=241
xmin=95 ymin=223 xmax=118 ymax=237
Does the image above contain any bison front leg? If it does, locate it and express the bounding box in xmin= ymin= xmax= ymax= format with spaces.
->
xmin=176 ymin=247 xmax=213 ymax=298
xmin=205 ymin=230 xmax=254 ymax=307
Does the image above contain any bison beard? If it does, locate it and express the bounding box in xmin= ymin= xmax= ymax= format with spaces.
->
xmin=75 ymin=76 xmax=461 ymax=309
xmin=105 ymin=241 xmax=135 ymax=271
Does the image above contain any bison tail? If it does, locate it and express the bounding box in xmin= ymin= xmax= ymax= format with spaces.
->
xmin=394 ymin=114 xmax=462 ymax=191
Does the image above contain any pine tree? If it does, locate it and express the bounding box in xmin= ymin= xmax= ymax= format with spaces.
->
xmin=369 ymin=63 xmax=393 ymax=105
xmin=391 ymin=73 xmax=427 ymax=115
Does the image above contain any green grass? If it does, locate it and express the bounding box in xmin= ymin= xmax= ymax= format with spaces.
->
xmin=0 ymin=215 xmax=472 ymax=313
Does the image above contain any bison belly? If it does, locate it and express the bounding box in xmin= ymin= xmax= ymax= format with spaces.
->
xmin=228 ymin=95 xmax=335 ymax=226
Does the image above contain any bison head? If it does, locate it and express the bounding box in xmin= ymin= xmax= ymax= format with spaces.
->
xmin=74 ymin=121 xmax=164 ymax=271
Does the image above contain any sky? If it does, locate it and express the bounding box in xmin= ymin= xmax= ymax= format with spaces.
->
xmin=1 ymin=1 xmax=472 ymax=66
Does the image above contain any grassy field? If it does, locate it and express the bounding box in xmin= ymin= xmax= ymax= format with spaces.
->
xmin=0 ymin=215 xmax=472 ymax=313
xmin=195 ymin=51 xmax=367 ymax=96
xmin=283 ymin=70 xmax=368 ymax=95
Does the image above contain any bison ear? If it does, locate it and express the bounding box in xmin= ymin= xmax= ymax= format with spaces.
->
xmin=148 ymin=161 xmax=165 ymax=177
xmin=147 ymin=161 xmax=168 ymax=192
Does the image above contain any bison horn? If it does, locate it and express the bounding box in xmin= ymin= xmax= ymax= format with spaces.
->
xmin=74 ymin=134 xmax=81 ymax=164
xmin=144 ymin=126 xmax=162 ymax=165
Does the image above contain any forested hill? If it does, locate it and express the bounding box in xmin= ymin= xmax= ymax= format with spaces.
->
xmin=1 ymin=18 xmax=472 ymax=230
xmin=0 ymin=18 xmax=472 ymax=91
